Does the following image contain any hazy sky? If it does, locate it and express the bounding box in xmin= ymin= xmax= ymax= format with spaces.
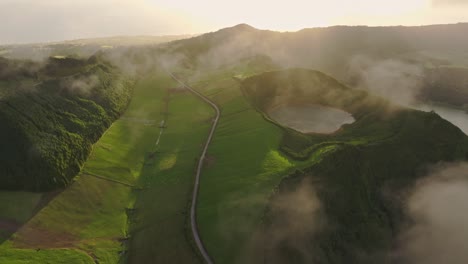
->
xmin=1 ymin=0 xmax=467 ymax=44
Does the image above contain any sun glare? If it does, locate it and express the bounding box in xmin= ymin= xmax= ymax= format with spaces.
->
xmin=154 ymin=0 xmax=442 ymax=32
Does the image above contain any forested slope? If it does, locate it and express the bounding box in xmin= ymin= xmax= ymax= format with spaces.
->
xmin=0 ymin=56 xmax=133 ymax=191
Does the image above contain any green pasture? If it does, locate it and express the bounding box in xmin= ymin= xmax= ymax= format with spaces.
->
xmin=189 ymin=66 xmax=319 ymax=264
xmin=0 ymin=71 xmax=212 ymax=263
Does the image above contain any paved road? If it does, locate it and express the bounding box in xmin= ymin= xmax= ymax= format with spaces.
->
xmin=168 ymin=71 xmax=219 ymax=264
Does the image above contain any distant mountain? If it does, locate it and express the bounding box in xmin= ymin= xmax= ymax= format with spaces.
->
xmin=165 ymin=22 xmax=468 ymax=71
xmin=161 ymin=23 xmax=468 ymax=107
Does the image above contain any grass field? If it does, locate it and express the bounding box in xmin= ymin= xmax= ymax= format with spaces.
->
xmin=0 ymin=191 xmax=44 ymax=243
xmin=185 ymin=64 xmax=468 ymax=264
xmin=196 ymin=82 xmax=286 ymax=264
xmin=0 ymin=70 xmax=212 ymax=263
xmin=188 ymin=65 xmax=326 ymax=263
xmin=0 ymin=192 xmax=43 ymax=224
xmin=126 ymin=77 xmax=213 ymax=264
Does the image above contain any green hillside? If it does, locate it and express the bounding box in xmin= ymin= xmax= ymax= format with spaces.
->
xmin=161 ymin=23 xmax=468 ymax=80
xmin=186 ymin=61 xmax=293 ymax=264
xmin=0 ymin=56 xmax=133 ymax=191
xmin=0 ymin=70 xmax=213 ymax=264
xmin=240 ymin=69 xmax=468 ymax=263
xmin=1 ymin=23 xmax=468 ymax=264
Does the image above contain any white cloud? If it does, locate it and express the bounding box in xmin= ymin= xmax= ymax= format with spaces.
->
xmin=396 ymin=163 xmax=468 ymax=264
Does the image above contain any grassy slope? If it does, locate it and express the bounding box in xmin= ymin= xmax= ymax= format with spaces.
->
xmin=241 ymin=69 xmax=401 ymax=159
xmin=0 ymin=244 xmax=94 ymax=264
xmin=260 ymin=120 xmax=468 ymax=264
xmin=0 ymin=192 xmax=43 ymax=224
xmin=0 ymin=71 xmax=211 ymax=263
xmin=127 ymin=78 xmax=212 ymax=263
xmin=196 ymin=82 xmax=285 ymax=264
xmin=188 ymin=64 xmax=324 ymax=264
xmin=241 ymin=69 xmax=468 ymax=263
xmin=0 ymin=191 xmax=44 ymax=242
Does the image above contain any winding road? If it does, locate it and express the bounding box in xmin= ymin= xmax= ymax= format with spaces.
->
xmin=168 ymin=71 xmax=219 ymax=264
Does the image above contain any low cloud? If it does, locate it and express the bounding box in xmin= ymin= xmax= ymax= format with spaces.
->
xmin=60 ymin=74 xmax=99 ymax=95
xmin=394 ymin=162 xmax=468 ymax=264
xmin=348 ymin=55 xmax=423 ymax=106
xmin=242 ymin=178 xmax=325 ymax=264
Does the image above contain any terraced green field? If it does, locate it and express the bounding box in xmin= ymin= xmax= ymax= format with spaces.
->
xmin=0 ymin=71 xmax=213 ymax=263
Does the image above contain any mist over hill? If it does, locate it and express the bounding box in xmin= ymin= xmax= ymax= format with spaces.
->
xmin=163 ymin=23 xmax=468 ymax=71
xmin=239 ymin=68 xmax=468 ymax=263
xmin=1 ymin=22 xmax=468 ymax=264
xmin=157 ymin=23 xmax=468 ymax=107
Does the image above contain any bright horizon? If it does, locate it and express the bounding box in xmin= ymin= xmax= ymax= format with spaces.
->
xmin=1 ymin=0 xmax=468 ymax=44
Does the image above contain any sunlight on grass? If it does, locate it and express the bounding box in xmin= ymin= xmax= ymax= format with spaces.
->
xmin=261 ymin=150 xmax=293 ymax=176
xmin=158 ymin=153 xmax=178 ymax=171
xmin=0 ymin=241 xmax=94 ymax=264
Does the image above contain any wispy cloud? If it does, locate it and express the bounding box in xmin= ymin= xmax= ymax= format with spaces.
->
xmin=394 ymin=162 xmax=468 ymax=264
xmin=348 ymin=55 xmax=423 ymax=106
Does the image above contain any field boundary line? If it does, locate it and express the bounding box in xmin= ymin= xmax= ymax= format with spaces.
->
xmin=82 ymin=171 xmax=138 ymax=188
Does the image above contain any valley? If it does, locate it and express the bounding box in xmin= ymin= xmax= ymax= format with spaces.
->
xmin=1 ymin=22 xmax=468 ymax=264
xmin=0 ymin=71 xmax=213 ymax=263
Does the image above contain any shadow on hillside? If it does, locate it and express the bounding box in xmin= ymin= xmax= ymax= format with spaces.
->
xmin=124 ymin=153 xmax=162 ymax=262
xmin=0 ymin=189 xmax=64 ymax=245
xmin=123 ymin=147 xmax=201 ymax=263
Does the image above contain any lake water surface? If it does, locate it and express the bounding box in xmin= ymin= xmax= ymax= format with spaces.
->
xmin=269 ymin=104 xmax=355 ymax=134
